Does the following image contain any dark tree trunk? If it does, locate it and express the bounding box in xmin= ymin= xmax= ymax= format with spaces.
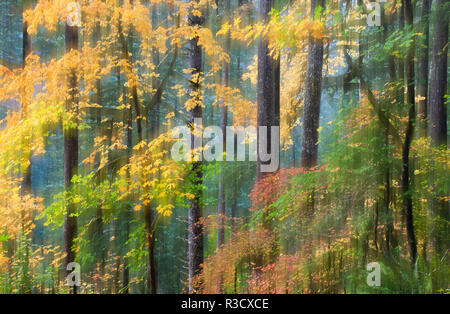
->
xmin=257 ymin=0 xmax=279 ymax=180
xmin=187 ymin=1 xmax=204 ymax=294
xmin=21 ymin=0 xmax=31 ymax=194
xmin=300 ymin=0 xmax=325 ymax=170
xmin=119 ymin=63 xmax=132 ymax=293
xmin=429 ymin=0 xmax=448 ymax=147
xmin=144 ymin=204 xmax=157 ymax=294
xmin=417 ymin=0 xmax=431 ymax=136
xmin=381 ymin=9 xmax=395 ymax=254
xmin=92 ymin=16 xmax=105 ymax=273
xmin=401 ymin=0 xmax=417 ymax=266
xmin=428 ymin=0 xmax=449 ymax=260
xmin=63 ymin=22 xmax=79 ymax=294
xmin=300 ymin=0 xmax=325 ymax=220
xmin=118 ymin=3 xmax=156 ymax=292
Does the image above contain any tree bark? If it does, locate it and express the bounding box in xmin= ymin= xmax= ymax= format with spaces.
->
xmin=217 ymin=0 xmax=230 ymax=252
xmin=300 ymin=0 xmax=325 ymax=170
xmin=401 ymin=0 xmax=417 ymax=266
xmin=428 ymin=0 xmax=449 ymax=260
xmin=187 ymin=1 xmax=204 ymax=294
xmin=63 ymin=22 xmax=79 ymax=294
xmin=429 ymin=0 xmax=448 ymax=147
xmin=417 ymin=0 xmax=431 ymax=137
xmin=257 ymin=0 xmax=279 ymax=180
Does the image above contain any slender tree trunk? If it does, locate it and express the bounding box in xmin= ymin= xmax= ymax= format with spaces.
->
xmin=257 ymin=0 xmax=279 ymax=180
xmin=187 ymin=0 xmax=204 ymax=294
xmin=428 ymin=0 xmax=449 ymax=259
xmin=63 ymin=22 xmax=79 ymax=294
xmin=401 ymin=0 xmax=417 ymax=266
xmin=21 ymin=0 xmax=31 ymax=194
xmin=92 ymin=16 xmax=105 ymax=274
xmin=300 ymin=0 xmax=325 ymax=220
xmin=382 ymin=4 xmax=396 ymax=255
xmin=429 ymin=0 xmax=448 ymax=147
xmin=118 ymin=3 xmax=156 ymax=293
xmin=144 ymin=204 xmax=157 ymax=294
xmin=417 ymin=0 xmax=431 ymax=137
xmin=119 ymin=63 xmax=132 ymax=293
xmin=397 ymin=0 xmax=405 ymax=81
xmin=300 ymin=0 xmax=325 ymax=170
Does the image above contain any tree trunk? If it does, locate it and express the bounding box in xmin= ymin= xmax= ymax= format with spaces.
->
xmin=257 ymin=0 xmax=279 ymax=180
xmin=428 ymin=0 xmax=449 ymax=260
xmin=429 ymin=0 xmax=448 ymax=147
xmin=21 ymin=0 xmax=32 ymax=194
xmin=401 ymin=0 xmax=417 ymax=266
xmin=417 ymin=0 xmax=431 ymax=137
xmin=300 ymin=0 xmax=325 ymax=170
xmin=63 ymin=22 xmax=79 ymax=294
xmin=187 ymin=1 xmax=204 ymax=294
xmin=119 ymin=63 xmax=132 ymax=294
xmin=92 ymin=16 xmax=105 ymax=275
xmin=300 ymin=0 xmax=325 ymax=220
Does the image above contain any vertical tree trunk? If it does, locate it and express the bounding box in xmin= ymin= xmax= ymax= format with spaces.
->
xmin=428 ymin=0 xmax=449 ymax=260
xmin=300 ymin=0 xmax=325 ymax=170
xmin=144 ymin=203 xmax=157 ymax=294
xmin=119 ymin=64 xmax=132 ymax=294
xmin=21 ymin=0 xmax=31 ymax=193
xmin=118 ymin=3 xmax=156 ymax=292
xmin=429 ymin=0 xmax=448 ymax=147
xmin=92 ymin=15 xmax=105 ymax=275
xmin=401 ymin=0 xmax=417 ymax=266
xmin=217 ymin=0 xmax=230 ymax=251
xmin=381 ymin=4 xmax=396 ymax=255
xmin=417 ymin=0 xmax=431 ymax=137
xmin=257 ymin=0 xmax=279 ymax=180
xmin=300 ymin=0 xmax=325 ymax=220
xmin=188 ymin=0 xmax=204 ymax=294
xmin=63 ymin=22 xmax=79 ymax=294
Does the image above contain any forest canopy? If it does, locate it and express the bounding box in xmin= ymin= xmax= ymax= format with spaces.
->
xmin=0 ymin=0 xmax=448 ymax=294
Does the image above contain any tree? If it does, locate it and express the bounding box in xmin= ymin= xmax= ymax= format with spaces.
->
xmin=429 ymin=0 xmax=448 ymax=147
xmin=63 ymin=18 xmax=79 ymax=294
xmin=401 ymin=0 xmax=417 ymax=266
xmin=417 ymin=0 xmax=431 ymax=136
xmin=428 ymin=0 xmax=448 ymax=259
xmin=257 ymin=0 xmax=279 ymax=180
xmin=300 ymin=0 xmax=325 ymax=217
xmin=300 ymin=0 xmax=325 ymax=170
xmin=217 ymin=0 xmax=231 ymax=251
xmin=187 ymin=0 xmax=204 ymax=294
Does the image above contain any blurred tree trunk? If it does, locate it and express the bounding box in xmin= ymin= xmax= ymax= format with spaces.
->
xmin=92 ymin=15 xmax=106 ymax=275
xmin=120 ymin=63 xmax=133 ymax=293
xmin=401 ymin=0 xmax=417 ymax=266
xmin=417 ymin=0 xmax=431 ymax=137
xmin=63 ymin=20 xmax=79 ymax=295
xmin=217 ymin=0 xmax=230 ymax=252
xmin=429 ymin=0 xmax=448 ymax=147
xmin=300 ymin=0 xmax=325 ymax=218
xmin=187 ymin=0 xmax=204 ymax=294
xmin=301 ymin=0 xmax=325 ymax=170
xmin=257 ymin=0 xmax=279 ymax=180
xmin=428 ymin=0 xmax=448 ymax=260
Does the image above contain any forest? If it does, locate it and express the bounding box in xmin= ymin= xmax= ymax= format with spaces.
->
xmin=0 ymin=0 xmax=448 ymax=294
